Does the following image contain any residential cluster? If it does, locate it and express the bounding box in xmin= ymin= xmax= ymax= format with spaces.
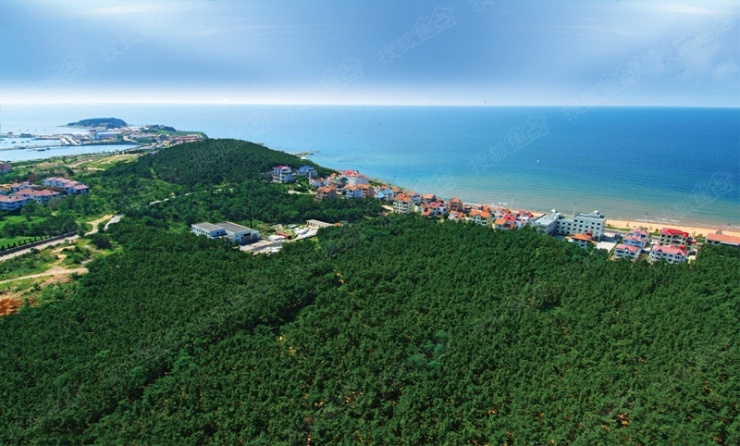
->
xmin=300 ymin=166 xmax=740 ymax=264
xmin=0 ymin=177 xmax=89 ymax=211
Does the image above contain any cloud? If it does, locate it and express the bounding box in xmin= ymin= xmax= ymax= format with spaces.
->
xmin=659 ymin=4 xmax=725 ymax=16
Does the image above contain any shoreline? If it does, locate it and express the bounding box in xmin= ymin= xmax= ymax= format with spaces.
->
xmin=604 ymin=218 xmax=740 ymax=238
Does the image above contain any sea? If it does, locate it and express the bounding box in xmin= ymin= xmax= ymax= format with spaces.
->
xmin=1 ymin=104 xmax=738 ymax=228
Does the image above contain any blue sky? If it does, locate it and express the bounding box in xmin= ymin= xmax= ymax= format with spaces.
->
xmin=2 ymin=0 xmax=738 ymax=106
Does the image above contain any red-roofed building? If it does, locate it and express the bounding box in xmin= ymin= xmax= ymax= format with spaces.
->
xmin=571 ymin=233 xmax=593 ymax=249
xmin=650 ymin=245 xmax=688 ymax=264
xmin=315 ymin=186 xmax=337 ymax=200
xmin=0 ymin=195 xmax=28 ymax=211
xmin=706 ymin=232 xmax=740 ymax=248
xmin=658 ymin=228 xmax=690 ymax=247
xmin=448 ymin=197 xmax=463 ymax=213
xmin=393 ymin=194 xmax=415 ymax=214
xmin=0 ymin=163 xmax=12 ymax=174
xmin=469 ymin=209 xmax=493 ymax=226
xmin=614 ymin=243 xmax=641 ymax=261
xmin=18 ymin=189 xmax=62 ymax=204
xmin=10 ymin=181 xmax=33 ymax=193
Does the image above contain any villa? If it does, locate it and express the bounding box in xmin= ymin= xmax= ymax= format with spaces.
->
xmin=614 ymin=243 xmax=641 ymax=261
xmin=42 ymin=177 xmax=89 ymax=194
xmin=272 ymin=165 xmax=295 ymax=183
xmin=657 ymin=228 xmax=690 ymax=247
xmin=649 ymin=245 xmax=688 ymax=264
xmin=393 ymin=194 xmax=415 ymax=214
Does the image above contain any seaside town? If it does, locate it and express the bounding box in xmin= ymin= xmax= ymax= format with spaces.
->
xmin=0 ymin=123 xmax=204 ymax=152
xmin=234 ymin=164 xmax=739 ymax=263
xmin=1 ymin=156 xmax=739 ymax=262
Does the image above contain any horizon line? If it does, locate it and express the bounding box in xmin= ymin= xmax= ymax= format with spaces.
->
xmin=2 ymin=101 xmax=738 ymax=109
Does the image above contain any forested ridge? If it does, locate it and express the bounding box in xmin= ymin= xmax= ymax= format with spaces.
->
xmin=1 ymin=215 xmax=738 ymax=444
xmin=0 ymin=140 xmax=738 ymax=444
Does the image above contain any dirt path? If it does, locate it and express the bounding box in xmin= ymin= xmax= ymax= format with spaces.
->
xmin=0 ymin=266 xmax=88 ymax=284
xmin=85 ymin=214 xmax=114 ymax=235
xmin=0 ymin=214 xmax=114 ymax=262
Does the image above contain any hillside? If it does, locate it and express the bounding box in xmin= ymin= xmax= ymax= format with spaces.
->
xmin=0 ymin=215 xmax=737 ymax=444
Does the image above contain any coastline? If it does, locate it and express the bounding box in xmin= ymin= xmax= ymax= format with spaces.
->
xmin=605 ymin=218 xmax=740 ymax=239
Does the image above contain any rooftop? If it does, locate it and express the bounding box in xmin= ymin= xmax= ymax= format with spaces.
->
xmin=216 ymin=221 xmax=254 ymax=234
xmin=707 ymin=232 xmax=740 ymax=245
xmin=660 ymin=228 xmax=689 ymax=237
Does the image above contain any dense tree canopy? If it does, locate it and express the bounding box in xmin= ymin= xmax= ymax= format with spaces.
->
xmin=1 ymin=216 xmax=737 ymax=444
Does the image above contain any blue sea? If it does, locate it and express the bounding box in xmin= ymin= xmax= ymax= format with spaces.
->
xmin=1 ymin=104 xmax=738 ymax=228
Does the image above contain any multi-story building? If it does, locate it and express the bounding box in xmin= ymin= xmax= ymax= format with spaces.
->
xmin=557 ymin=210 xmax=607 ymax=240
xmin=614 ymin=244 xmax=641 ymax=261
xmin=447 ymin=197 xmax=464 ymax=213
xmin=649 ymin=245 xmax=688 ymax=264
xmin=622 ymin=227 xmax=650 ymax=249
xmin=0 ymin=195 xmax=28 ymax=211
xmin=393 ymin=194 xmax=415 ymax=214
xmin=469 ymin=209 xmax=493 ymax=226
xmin=344 ymin=170 xmax=369 ymax=186
xmin=315 ymin=186 xmax=337 ymax=200
xmin=657 ymin=228 xmax=689 ymax=246
xmin=42 ymin=177 xmax=89 ymax=194
xmin=272 ymin=165 xmax=295 ymax=183
xmin=532 ymin=210 xmax=561 ymax=236
xmin=298 ymin=166 xmax=318 ymax=179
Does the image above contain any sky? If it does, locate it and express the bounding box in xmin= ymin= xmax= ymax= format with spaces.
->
xmin=1 ymin=0 xmax=738 ymax=106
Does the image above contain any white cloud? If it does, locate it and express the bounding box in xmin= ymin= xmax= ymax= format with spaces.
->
xmin=660 ymin=4 xmax=724 ymax=16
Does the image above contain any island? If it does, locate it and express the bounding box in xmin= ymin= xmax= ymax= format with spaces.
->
xmin=66 ymin=117 xmax=128 ymax=129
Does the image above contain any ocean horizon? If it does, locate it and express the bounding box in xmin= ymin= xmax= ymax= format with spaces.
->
xmin=1 ymin=104 xmax=738 ymax=229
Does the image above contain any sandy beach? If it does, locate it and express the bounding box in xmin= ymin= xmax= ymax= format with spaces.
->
xmin=605 ymin=218 xmax=740 ymax=239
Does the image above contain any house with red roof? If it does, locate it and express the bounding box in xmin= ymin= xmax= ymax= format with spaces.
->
xmin=447 ymin=197 xmax=463 ymax=213
xmin=469 ymin=209 xmax=493 ymax=226
xmin=393 ymin=194 xmax=415 ymax=214
xmin=649 ymin=245 xmax=688 ymax=264
xmin=42 ymin=177 xmax=89 ymax=194
xmin=658 ymin=228 xmax=689 ymax=247
xmin=706 ymin=231 xmax=740 ymax=248
xmin=614 ymin=243 xmax=641 ymax=261
xmin=0 ymin=195 xmax=28 ymax=211
xmin=315 ymin=186 xmax=337 ymax=200
xmin=571 ymin=233 xmax=593 ymax=249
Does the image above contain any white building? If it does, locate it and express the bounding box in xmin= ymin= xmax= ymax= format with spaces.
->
xmin=393 ymin=195 xmax=415 ymax=214
xmin=557 ymin=210 xmax=607 ymax=240
xmin=657 ymin=228 xmax=689 ymax=246
xmin=272 ymin=166 xmax=295 ymax=183
xmin=191 ymin=221 xmax=260 ymax=245
xmin=42 ymin=177 xmax=89 ymax=194
xmin=614 ymin=244 xmax=641 ymax=261
xmin=649 ymin=245 xmax=687 ymax=264
xmin=298 ymin=166 xmax=318 ymax=179
xmin=532 ymin=210 xmax=561 ymax=235
xmin=0 ymin=195 xmax=28 ymax=211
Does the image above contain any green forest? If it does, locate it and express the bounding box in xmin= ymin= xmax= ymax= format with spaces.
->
xmin=0 ymin=140 xmax=738 ymax=444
